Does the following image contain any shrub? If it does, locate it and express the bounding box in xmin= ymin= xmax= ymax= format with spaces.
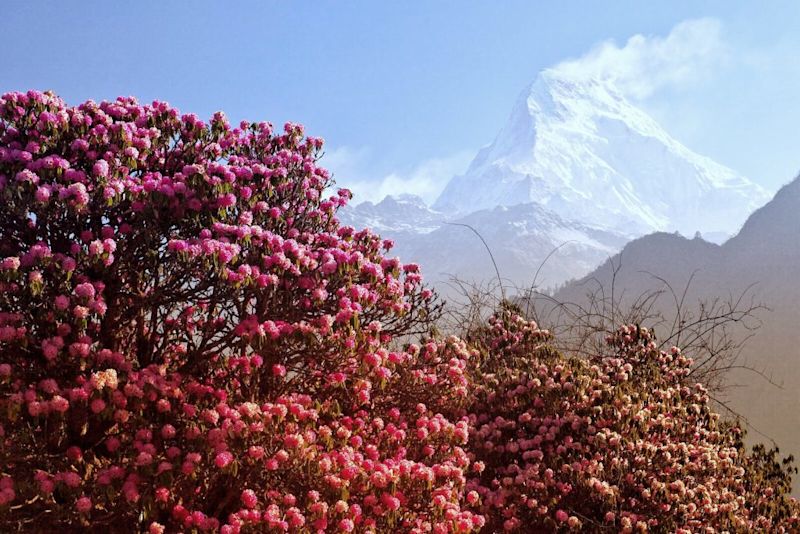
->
xmin=462 ymin=306 xmax=799 ymax=532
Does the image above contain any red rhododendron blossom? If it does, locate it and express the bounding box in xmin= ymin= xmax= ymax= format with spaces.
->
xmin=241 ymin=489 xmax=258 ymax=509
xmin=75 ymin=496 xmax=92 ymax=514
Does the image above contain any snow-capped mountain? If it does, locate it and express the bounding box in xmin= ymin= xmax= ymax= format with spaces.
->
xmin=339 ymin=194 xmax=444 ymax=236
xmin=337 ymin=69 xmax=771 ymax=293
xmin=434 ymin=70 xmax=770 ymax=237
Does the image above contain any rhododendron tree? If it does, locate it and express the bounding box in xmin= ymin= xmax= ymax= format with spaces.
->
xmin=0 ymin=91 xmax=480 ymax=532
xmin=461 ymin=306 xmax=799 ymax=532
xmin=1 ymin=90 xmax=798 ymax=533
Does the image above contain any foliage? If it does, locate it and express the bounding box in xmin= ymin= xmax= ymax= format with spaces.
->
xmin=0 ymin=91 xmax=797 ymax=532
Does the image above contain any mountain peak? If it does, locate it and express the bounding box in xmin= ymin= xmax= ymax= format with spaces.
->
xmin=534 ymin=68 xmax=627 ymax=103
xmin=338 ymin=194 xmax=443 ymax=237
xmin=434 ymin=71 xmax=770 ymax=237
xmin=376 ymin=194 xmax=430 ymax=209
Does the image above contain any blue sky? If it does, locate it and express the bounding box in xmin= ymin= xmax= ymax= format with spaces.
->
xmin=3 ymin=1 xmax=800 ymax=203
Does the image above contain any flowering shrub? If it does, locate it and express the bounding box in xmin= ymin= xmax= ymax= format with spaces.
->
xmin=0 ymin=91 xmax=797 ymax=532
xmin=0 ymin=91 xmax=479 ymax=532
xmin=462 ymin=306 xmax=799 ymax=532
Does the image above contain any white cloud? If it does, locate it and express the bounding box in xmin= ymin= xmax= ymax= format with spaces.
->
xmin=319 ymin=144 xmax=371 ymax=187
xmin=321 ymin=146 xmax=472 ymax=206
xmin=551 ymin=18 xmax=727 ymax=99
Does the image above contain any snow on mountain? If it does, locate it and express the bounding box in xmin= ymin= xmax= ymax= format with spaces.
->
xmin=338 ymin=194 xmax=444 ymax=236
xmin=434 ymin=69 xmax=770 ymax=236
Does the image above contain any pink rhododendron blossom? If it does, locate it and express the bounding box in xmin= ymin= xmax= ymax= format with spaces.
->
xmin=241 ymin=489 xmax=258 ymax=509
xmin=214 ymin=451 xmax=233 ymax=469
xmin=76 ymin=496 xmax=92 ymax=514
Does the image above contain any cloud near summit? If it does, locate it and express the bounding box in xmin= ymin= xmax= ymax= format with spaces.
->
xmin=330 ymin=18 xmax=729 ymax=205
xmin=323 ymin=146 xmax=472 ymax=206
xmin=550 ymin=18 xmax=727 ymax=99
